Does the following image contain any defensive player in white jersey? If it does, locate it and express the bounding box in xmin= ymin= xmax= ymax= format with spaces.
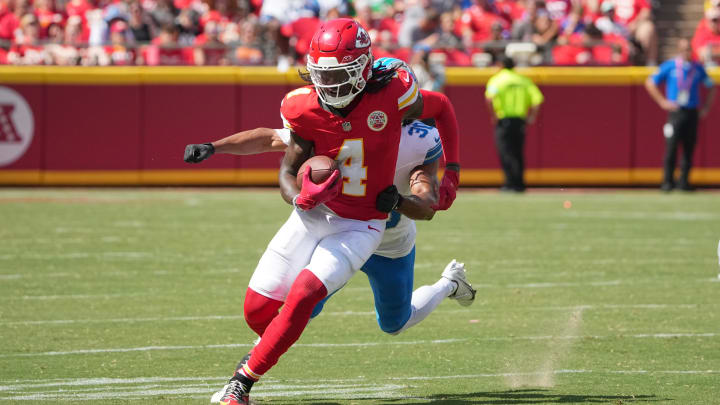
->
xmin=185 ymin=119 xmax=475 ymax=337
xmin=306 ymin=119 xmax=475 ymax=332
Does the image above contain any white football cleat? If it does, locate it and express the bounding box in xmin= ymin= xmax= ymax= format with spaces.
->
xmin=211 ymin=337 xmax=260 ymax=403
xmin=211 ymin=378 xmax=252 ymax=405
xmin=442 ymin=260 xmax=476 ymax=306
xmin=210 ymin=384 xmax=228 ymax=404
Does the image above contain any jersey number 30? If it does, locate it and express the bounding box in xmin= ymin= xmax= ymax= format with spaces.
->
xmin=336 ymin=139 xmax=367 ymax=196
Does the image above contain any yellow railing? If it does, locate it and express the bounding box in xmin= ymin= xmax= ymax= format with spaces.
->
xmin=2 ymin=65 xmax=718 ymax=85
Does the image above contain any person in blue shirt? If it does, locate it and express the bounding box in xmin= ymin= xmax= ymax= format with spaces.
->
xmin=645 ymin=38 xmax=716 ymax=192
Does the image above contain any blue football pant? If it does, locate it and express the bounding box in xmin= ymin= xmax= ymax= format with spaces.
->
xmin=311 ymin=247 xmax=416 ymax=334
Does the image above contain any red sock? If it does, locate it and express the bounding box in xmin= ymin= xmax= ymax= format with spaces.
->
xmin=244 ymin=288 xmax=284 ymax=337
xmin=245 ymin=269 xmax=327 ymax=376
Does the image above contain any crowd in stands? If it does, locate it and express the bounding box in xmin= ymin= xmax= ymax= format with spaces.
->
xmin=0 ymin=0 xmax=664 ymax=66
xmin=692 ymin=0 xmax=720 ymax=66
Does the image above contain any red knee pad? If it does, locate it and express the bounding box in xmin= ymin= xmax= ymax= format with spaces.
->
xmin=286 ymin=269 xmax=328 ymax=311
xmin=243 ymin=288 xmax=283 ymax=337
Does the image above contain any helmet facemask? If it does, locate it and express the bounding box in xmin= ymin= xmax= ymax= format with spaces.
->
xmin=307 ymin=53 xmax=371 ymax=108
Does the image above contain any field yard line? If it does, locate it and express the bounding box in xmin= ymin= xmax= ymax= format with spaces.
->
xmin=391 ymin=370 xmax=592 ymax=380
xmin=292 ymin=338 xmax=464 ymax=347
xmin=2 ymin=382 xmax=391 ymax=394
xmin=504 ymin=280 xmax=621 ymax=288
xmin=0 ymin=280 xmax=626 ymax=301
xmin=2 ymin=312 xmax=378 ymax=326
xmin=0 ymin=252 xmax=153 ymax=260
xmin=323 ymin=310 xmax=376 ymax=316
xmin=3 ymin=370 xmax=719 ymax=401
xmin=388 ymin=369 xmax=720 ymax=380
xmin=0 ymin=339 xmax=467 ymax=358
xmin=2 ymin=304 xmax=703 ymax=326
xmin=629 ymin=333 xmax=718 ymax=338
xmin=0 ymin=377 xmax=394 ymax=391
xmin=1 ymin=384 xmax=406 ymax=401
xmin=4 ymin=369 xmax=719 ymax=388
xmin=0 ymin=376 xmax=227 ymax=390
xmin=2 ymin=332 xmax=718 ymax=358
xmin=86 ymin=383 xmax=382 ymax=392
xmin=1 ymin=315 xmax=247 ymax=325
xmin=0 ymin=344 xmax=236 ymax=357
xmin=478 ymin=332 xmax=719 ymax=341
xmin=1 ymin=278 xmax=710 ymax=301
xmin=532 ymin=304 xmax=699 ymax=310
xmin=563 ymin=211 xmax=720 ymax=221
xmin=0 ymin=268 xmax=242 ymax=280
xmin=0 ymin=293 xmax=148 ymax=301
xmin=0 ymin=272 xmax=78 ymax=279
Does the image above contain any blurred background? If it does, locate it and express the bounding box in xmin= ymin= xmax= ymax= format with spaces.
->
xmin=0 ymin=0 xmax=718 ymax=188
xmin=1 ymin=0 xmax=720 ymax=67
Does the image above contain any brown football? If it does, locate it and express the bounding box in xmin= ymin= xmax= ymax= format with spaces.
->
xmin=297 ymin=155 xmax=340 ymax=188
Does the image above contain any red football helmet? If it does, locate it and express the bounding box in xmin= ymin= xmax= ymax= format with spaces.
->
xmin=306 ymin=18 xmax=373 ymax=108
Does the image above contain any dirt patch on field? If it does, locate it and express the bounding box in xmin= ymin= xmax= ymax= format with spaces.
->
xmin=504 ymin=307 xmax=584 ymax=388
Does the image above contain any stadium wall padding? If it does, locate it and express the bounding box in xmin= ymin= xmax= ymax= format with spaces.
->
xmin=1 ymin=66 xmax=719 ymax=186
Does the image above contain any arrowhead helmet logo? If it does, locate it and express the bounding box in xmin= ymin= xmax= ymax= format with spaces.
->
xmin=0 ymin=86 xmax=34 ymax=167
xmin=355 ymin=26 xmax=370 ymax=49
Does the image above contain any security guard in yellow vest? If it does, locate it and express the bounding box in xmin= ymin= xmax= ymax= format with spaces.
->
xmin=485 ymin=56 xmax=544 ymax=192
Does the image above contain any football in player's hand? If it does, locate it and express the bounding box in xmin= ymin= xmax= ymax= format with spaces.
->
xmin=297 ymin=155 xmax=340 ymax=188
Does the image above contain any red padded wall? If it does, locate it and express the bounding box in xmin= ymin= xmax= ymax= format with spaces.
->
xmin=142 ymin=84 xmax=235 ymax=170
xmin=1 ymin=75 xmax=718 ymax=185
xmin=539 ymin=85 xmax=633 ymax=168
xmin=444 ymin=86 xmax=498 ymax=169
xmin=235 ymin=84 xmax=294 ymax=170
xmin=44 ymin=85 xmax=141 ymax=170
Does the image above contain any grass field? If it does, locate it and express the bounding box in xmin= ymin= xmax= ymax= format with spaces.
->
xmin=1 ymin=188 xmax=719 ymax=404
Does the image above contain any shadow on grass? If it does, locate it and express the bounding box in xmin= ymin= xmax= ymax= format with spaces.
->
xmin=393 ymin=389 xmax=667 ymax=404
xmin=271 ymin=389 xmax=668 ymax=404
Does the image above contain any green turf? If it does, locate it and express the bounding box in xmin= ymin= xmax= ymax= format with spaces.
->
xmin=1 ymin=188 xmax=719 ymax=404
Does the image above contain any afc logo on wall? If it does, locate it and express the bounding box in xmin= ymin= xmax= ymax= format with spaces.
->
xmin=0 ymin=86 xmax=34 ymax=167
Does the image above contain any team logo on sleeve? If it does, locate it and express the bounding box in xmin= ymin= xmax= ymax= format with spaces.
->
xmin=367 ymin=111 xmax=388 ymax=131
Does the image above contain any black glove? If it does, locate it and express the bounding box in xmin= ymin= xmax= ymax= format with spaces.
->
xmin=184 ymin=143 xmax=215 ymax=163
xmin=376 ymin=185 xmax=404 ymax=213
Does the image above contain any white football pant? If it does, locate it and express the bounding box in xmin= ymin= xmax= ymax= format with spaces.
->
xmin=249 ymin=204 xmax=385 ymax=301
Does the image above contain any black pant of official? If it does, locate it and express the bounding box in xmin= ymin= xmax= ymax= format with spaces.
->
xmin=495 ymin=118 xmax=526 ymax=191
xmin=663 ymin=108 xmax=698 ymax=190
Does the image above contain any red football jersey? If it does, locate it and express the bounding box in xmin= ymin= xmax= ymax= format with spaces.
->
xmin=280 ymin=68 xmax=419 ymax=221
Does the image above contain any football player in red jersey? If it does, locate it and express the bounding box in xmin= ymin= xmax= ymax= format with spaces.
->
xmin=208 ymin=19 xmax=461 ymax=405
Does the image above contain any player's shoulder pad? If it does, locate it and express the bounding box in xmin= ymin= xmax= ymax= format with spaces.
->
xmin=388 ymin=67 xmax=420 ymax=111
xmin=280 ymin=86 xmax=316 ymax=122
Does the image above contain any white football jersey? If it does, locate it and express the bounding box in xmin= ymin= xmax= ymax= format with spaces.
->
xmin=375 ymin=120 xmax=441 ymax=258
xmin=276 ymin=120 xmax=442 ymax=259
